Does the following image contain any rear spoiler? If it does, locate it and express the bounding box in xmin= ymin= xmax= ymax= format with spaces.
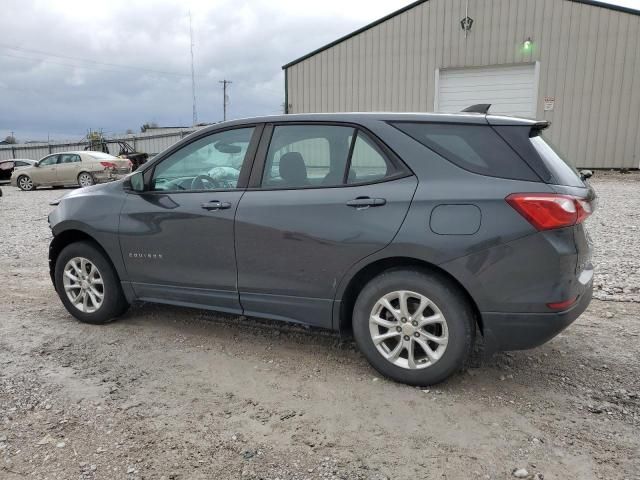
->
xmin=462 ymin=104 xmax=551 ymax=130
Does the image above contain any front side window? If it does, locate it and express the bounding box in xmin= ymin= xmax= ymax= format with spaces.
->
xmin=152 ymin=127 xmax=255 ymax=192
xmin=261 ymin=125 xmax=398 ymax=189
xmin=39 ymin=155 xmax=59 ymax=167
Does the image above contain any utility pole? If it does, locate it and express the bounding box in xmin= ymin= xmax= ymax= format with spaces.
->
xmin=189 ymin=11 xmax=198 ymax=126
xmin=219 ymin=80 xmax=232 ymax=121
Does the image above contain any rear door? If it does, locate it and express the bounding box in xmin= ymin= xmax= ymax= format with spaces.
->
xmin=235 ymin=123 xmax=417 ymax=328
xmin=56 ymin=153 xmax=82 ymax=184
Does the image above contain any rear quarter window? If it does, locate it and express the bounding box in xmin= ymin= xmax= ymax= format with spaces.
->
xmin=391 ymin=122 xmax=540 ymax=181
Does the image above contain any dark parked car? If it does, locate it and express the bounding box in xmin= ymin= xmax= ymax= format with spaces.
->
xmin=0 ymin=159 xmax=36 ymax=181
xmin=47 ymin=112 xmax=595 ymax=385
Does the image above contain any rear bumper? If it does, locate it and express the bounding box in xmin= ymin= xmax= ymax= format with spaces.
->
xmin=481 ymin=283 xmax=592 ymax=353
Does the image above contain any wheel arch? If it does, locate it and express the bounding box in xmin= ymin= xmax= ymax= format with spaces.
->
xmin=16 ymin=172 xmax=35 ymax=187
xmin=335 ymin=256 xmax=483 ymax=337
xmin=77 ymin=171 xmax=94 ymax=182
xmin=49 ymin=229 xmax=117 ymax=285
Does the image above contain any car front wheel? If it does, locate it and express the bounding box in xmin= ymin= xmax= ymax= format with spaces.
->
xmin=352 ymin=268 xmax=475 ymax=386
xmin=17 ymin=175 xmax=35 ymax=191
xmin=54 ymin=241 xmax=129 ymax=324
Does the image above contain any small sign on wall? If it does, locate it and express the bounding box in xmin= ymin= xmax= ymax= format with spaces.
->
xmin=544 ymin=96 xmax=555 ymax=111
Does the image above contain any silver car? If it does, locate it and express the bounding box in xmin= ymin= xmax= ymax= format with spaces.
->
xmin=11 ymin=151 xmax=132 ymax=191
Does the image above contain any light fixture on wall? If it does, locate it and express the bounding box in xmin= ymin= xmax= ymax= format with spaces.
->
xmin=523 ymin=37 xmax=533 ymax=52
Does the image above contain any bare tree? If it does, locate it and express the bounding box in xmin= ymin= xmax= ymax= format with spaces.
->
xmin=3 ymin=135 xmax=16 ymax=144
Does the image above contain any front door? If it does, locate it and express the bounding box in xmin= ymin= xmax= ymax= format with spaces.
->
xmin=235 ymin=124 xmax=417 ymax=327
xmin=31 ymin=154 xmax=59 ymax=185
xmin=118 ymin=126 xmax=260 ymax=314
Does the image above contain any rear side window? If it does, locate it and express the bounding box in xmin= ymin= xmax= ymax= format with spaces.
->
xmin=529 ymin=134 xmax=584 ymax=187
xmin=348 ymin=133 xmax=391 ymax=184
xmin=261 ymin=125 xmax=401 ymax=189
xmin=392 ymin=123 xmax=539 ymax=181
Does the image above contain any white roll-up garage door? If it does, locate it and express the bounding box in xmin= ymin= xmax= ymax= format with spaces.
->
xmin=437 ymin=64 xmax=538 ymax=117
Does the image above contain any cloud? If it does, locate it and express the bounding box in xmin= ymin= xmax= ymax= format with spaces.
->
xmin=0 ymin=0 xmax=413 ymax=141
xmin=1 ymin=0 xmax=635 ymax=141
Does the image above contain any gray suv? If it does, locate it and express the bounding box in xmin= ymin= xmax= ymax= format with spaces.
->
xmin=48 ymin=112 xmax=595 ymax=385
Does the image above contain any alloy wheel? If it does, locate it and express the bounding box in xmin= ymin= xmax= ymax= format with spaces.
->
xmin=78 ymin=173 xmax=94 ymax=187
xmin=18 ymin=176 xmax=33 ymax=191
xmin=368 ymin=290 xmax=449 ymax=369
xmin=62 ymin=257 xmax=104 ymax=313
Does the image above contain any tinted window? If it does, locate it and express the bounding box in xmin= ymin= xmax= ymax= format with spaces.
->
xmin=152 ymin=127 xmax=254 ymax=192
xmin=392 ymin=123 xmax=539 ymax=181
xmin=14 ymin=161 xmax=30 ymax=167
xmin=347 ymin=132 xmax=392 ymax=184
xmin=262 ymin=125 xmax=354 ymax=188
xmin=530 ymin=134 xmax=584 ymax=187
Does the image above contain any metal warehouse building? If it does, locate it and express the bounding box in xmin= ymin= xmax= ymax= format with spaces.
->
xmin=282 ymin=0 xmax=640 ymax=169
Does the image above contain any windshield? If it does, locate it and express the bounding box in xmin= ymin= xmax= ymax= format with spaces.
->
xmin=529 ymin=134 xmax=584 ymax=187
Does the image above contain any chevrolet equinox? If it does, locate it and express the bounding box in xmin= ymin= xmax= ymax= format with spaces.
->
xmin=48 ymin=111 xmax=595 ymax=385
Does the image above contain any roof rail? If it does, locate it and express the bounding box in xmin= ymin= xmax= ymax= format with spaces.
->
xmin=461 ymin=104 xmax=491 ymax=114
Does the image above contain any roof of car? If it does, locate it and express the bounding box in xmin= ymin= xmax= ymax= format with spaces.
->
xmin=45 ymin=151 xmax=117 ymax=157
xmin=211 ymin=112 xmax=544 ymax=129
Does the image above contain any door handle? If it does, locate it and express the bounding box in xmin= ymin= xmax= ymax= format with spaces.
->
xmin=201 ymin=200 xmax=232 ymax=211
xmin=346 ymin=197 xmax=386 ymax=208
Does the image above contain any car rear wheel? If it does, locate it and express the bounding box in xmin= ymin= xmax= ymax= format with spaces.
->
xmin=352 ymin=268 xmax=475 ymax=386
xmin=54 ymin=241 xmax=129 ymax=324
xmin=77 ymin=172 xmax=95 ymax=187
xmin=17 ymin=175 xmax=35 ymax=191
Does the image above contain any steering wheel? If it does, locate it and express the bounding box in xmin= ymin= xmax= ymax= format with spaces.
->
xmin=190 ymin=174 xmax=220 ymax=190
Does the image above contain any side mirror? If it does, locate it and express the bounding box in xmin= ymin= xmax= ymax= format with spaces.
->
xmin=33 ymin=161 xmax=39 ymax=168
xmin=124 ymin=171 xmax=145 ymax=192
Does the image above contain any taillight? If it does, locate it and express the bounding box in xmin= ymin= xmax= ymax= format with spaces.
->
xmin=506 ymin=193 xmax=593 ymax=230
xmin=100 ymin=161 xmax=117 ymax=169
xmin=547 ymin=296 xmax=578 ymax=310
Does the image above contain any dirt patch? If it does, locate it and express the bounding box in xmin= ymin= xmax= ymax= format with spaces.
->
xmin=0 ymin=176 xmax=638 ymax=479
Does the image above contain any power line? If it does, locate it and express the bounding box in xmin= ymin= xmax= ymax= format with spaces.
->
xmin=0 ymin=44 xmax=193 ymax=78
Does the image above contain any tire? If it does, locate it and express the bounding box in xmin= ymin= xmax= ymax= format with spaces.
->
xmin=352 ymin=268 xmax=475 ymax=386
xmin=54 ymin=241 xmax=129 ymax=324
xmin=17 ymin=175 xmax=35 ymax=191
xmin=77 ymin=172 xmax=95 ymax=187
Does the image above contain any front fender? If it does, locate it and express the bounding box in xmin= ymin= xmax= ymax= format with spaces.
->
xmin=48 ymin=182 xmax=127 ymax=282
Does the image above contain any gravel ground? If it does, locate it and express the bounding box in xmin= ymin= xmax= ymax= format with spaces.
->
xmin=587 ymin=172 xmax=640 ymax=302
xmin=0 ymin=173 xmax=639 ymax=480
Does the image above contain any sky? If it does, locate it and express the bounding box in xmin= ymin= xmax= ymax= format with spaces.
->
xmin=1 ymin=0 xmax=639 ymax=142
